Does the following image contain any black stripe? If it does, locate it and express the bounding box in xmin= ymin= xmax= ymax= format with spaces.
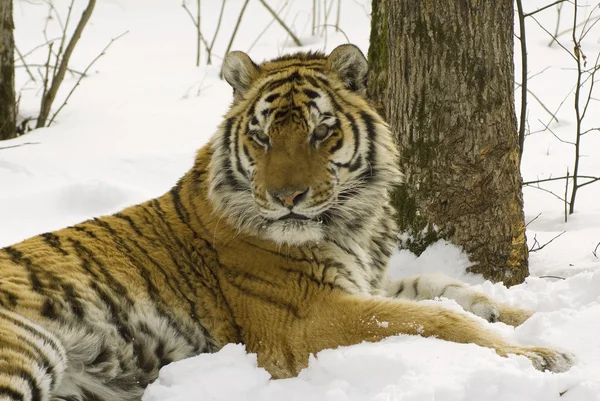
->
xmin=62 ymin=283 xmax=85 ymax=319
xmin=413 ymin=277 xmax=421 ymax=298
xmin=72 ymin=225 xmax=97 ymax=239
xmin=395 ymin=282 xmax=405 ymax=297
xmin=114 ymin=213 xmax=144 ymax=237
xmin=359 ymin=110 xmax=377 ymax=180
xmin=90 ymin=282 xmax=134 ymax=342
xmin=303 ymin=89 xmax=320 ymax=99
xmin=12 ymin=334 xmax=57 ymax=389
xmin=264 ymin=93 xmax=280 ymax=102
xmin=3 ymin=247 xmax=45 ymax=294
xmin=170 ymin=180 xmax=191 ymax=225
xmin=40 ymin=233 xmax=69 ymax=256
xmin=224 ymin=275 xmax=300 ymax=318
xmin=0 ymin=310 xmax=64 ymax=359
xmin=0 ymin=289 xmax=18 ymax=307
xmin=344 ymin=113 xmax=363 ymax=172
xmin=0 ymin=386 xmax=24 ymax=401
xmin=5 ymin=367 xmax=42 ymax=401
xmin=329 ymin=137 xmax=344 ymax=154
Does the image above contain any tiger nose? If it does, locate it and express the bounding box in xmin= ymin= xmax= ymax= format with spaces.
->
xmin=272 ymin=187 xmax=309 ymax=208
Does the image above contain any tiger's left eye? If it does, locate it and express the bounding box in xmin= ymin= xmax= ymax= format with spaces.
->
xmin=313 ymin=124 xmax=331 ymax=141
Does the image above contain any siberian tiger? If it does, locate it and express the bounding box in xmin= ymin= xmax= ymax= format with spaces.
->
xmin=0 ymin=45 xmax=572 ymax=401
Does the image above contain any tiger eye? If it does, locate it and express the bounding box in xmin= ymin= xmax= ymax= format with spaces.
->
xmin=313 ymin=124 xmax=330 ymax=141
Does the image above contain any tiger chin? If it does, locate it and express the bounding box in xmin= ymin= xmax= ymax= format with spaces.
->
xmin=0 ymin=45 xmax=573 ymax=401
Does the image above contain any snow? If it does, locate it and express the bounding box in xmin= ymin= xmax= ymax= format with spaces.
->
xmin=3 ymin=0 xmax=600 ymax=400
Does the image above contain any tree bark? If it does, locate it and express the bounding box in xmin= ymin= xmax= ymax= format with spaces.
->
xmin=368 ymin=0 xmax=529 ymax=286
xmin=0 ymin=0 xmax=16 ymax=140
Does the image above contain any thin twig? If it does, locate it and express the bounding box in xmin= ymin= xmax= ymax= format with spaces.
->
xmin=530 ymin=14 xmax=576 ymax=60
xmin=564 ymin=168 xmax=569 ymax=222
xmin=529 ymin=231 xmax=567 ymax=252
xmin=223 ymin=0 xmax=250 ymax=67
xmin=15 ymin=64 xmax=85 ymax=76
xmin=258 ymin=0 xmax=302 ymax=47
xmin=314 ymin=24 xmax=351 ymax=42
xmin=47 ymin=31 xmax=129 ymax=127
xmin=53 ymin=0 xmax=76 ymax=82
xmin=196 ymin=0 xmax=201 ymax=66
xmin=14 ymin=37 xmax=60 ymax=62
xmin=569 ymin=0 xmax=582 ymax=214
xmin=592 ymin=242 xmax=600 ymax=258
xmin=524 ymin=184 xmax=570 ymax=204
xmin=538 ymin=275 xmax=566 ymax=280
xmin=525 ymin=213 xmax=542 ymax=227
xmin=208 ymin=0 xmax=227 ymax=65
xmin=522 ymin=175 xmax=600 ymax=185
xmin=549 ymin=2 xmax=564 ymax=47
xmin=524 ymin=0 xmax=570 ymax=18
xmin=14 ymin=45 xmax=36 ymax=82
xmin=41 ymin=42 xmax=54 ymax=109
xmin=248 ymin=1 xmax=289 ymax=53
xmin=516 ymin=0 xmax=528 ymax=161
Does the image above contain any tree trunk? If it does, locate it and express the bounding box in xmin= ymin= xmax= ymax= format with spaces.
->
xmin=368 ymin=0 xmax=529 ymax=286
xmin=0 ymin=0 xmax=16 ymax=140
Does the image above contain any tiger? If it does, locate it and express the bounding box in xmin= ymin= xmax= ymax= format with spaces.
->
xmin=0 ymin=44 xmax=573 ymax=401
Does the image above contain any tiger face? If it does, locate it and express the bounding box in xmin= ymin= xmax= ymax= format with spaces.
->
xmin=209 ymin=45 xmax=401 ymax=245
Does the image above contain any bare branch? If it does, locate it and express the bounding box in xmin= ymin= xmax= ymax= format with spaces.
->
xmin=207 ymin=0 xmax=227 ymax=65
xmin=14 ymin=37 xmax=61 ymax=62
xmin=222 ymin=0 xmax=250 ymax=67
xmin=529 ymin=231 xmax=567 ymax=252
xmin=530 ymin=14 xmax=576 ymax=60
xmin=516 ymin=0 xmax=528 ymax=162
xmin=522 ymin=175 xmax=600 ymax=185
xmin=524 ymin=0 xmax=570 ymax=18
xmin=593 ymin=242 xmax=600 ymax=259
xmin=525 ymin=212 xmax=542 ymax=227
xmin=14 ymin=45 xmax=37 ymax=82
xmin=37 ymin=0 xmax=97 ymax=128
xmin=53 ymin=0 xmax=76 ymax=81
xmin=258 ymin=0 xmax=302 ymax=47
xmin=47 ymin=31 xmax=129 ymax=127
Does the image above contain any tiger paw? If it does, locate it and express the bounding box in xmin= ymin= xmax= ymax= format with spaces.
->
xmin=505 ymin=346 xmax=575 ymax=373
xmin=468 ymin=296 xmax=501 ymax=323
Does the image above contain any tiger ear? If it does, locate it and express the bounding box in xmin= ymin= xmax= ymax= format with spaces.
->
xmin=222 ymin=51 xmax=260 ymax=101
xmin=326 ymin=44 xmax=368 ymax=94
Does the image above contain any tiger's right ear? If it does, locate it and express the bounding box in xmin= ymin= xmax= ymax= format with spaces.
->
xmin=222 ymin=51 xmax=260 ymax=102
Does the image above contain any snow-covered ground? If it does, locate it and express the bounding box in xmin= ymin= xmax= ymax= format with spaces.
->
xmin=3 ymin=0 xmax=600 ymax=400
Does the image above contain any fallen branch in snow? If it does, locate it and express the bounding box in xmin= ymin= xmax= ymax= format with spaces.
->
xmin=529 ymin=231 xmax=567 ymax=253
xmin=47 ymin=31 xmax=129 ymax=127
xmin=538 ymin=275 xmax=566 ymax=280
xmin=593 ymin=242 xmax=600 ymax=259
xmin=0 ymin=142 xmax=40 ymax=150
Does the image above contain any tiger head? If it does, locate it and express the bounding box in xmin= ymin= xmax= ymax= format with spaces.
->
xmin=208 ymin=45 xmax=401 ymax=245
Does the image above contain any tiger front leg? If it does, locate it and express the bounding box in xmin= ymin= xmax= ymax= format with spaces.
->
xmin=282 ymin=292 xmax=573 ymax=377
xmin=386 ymin=273 xmax=534 ymax=326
